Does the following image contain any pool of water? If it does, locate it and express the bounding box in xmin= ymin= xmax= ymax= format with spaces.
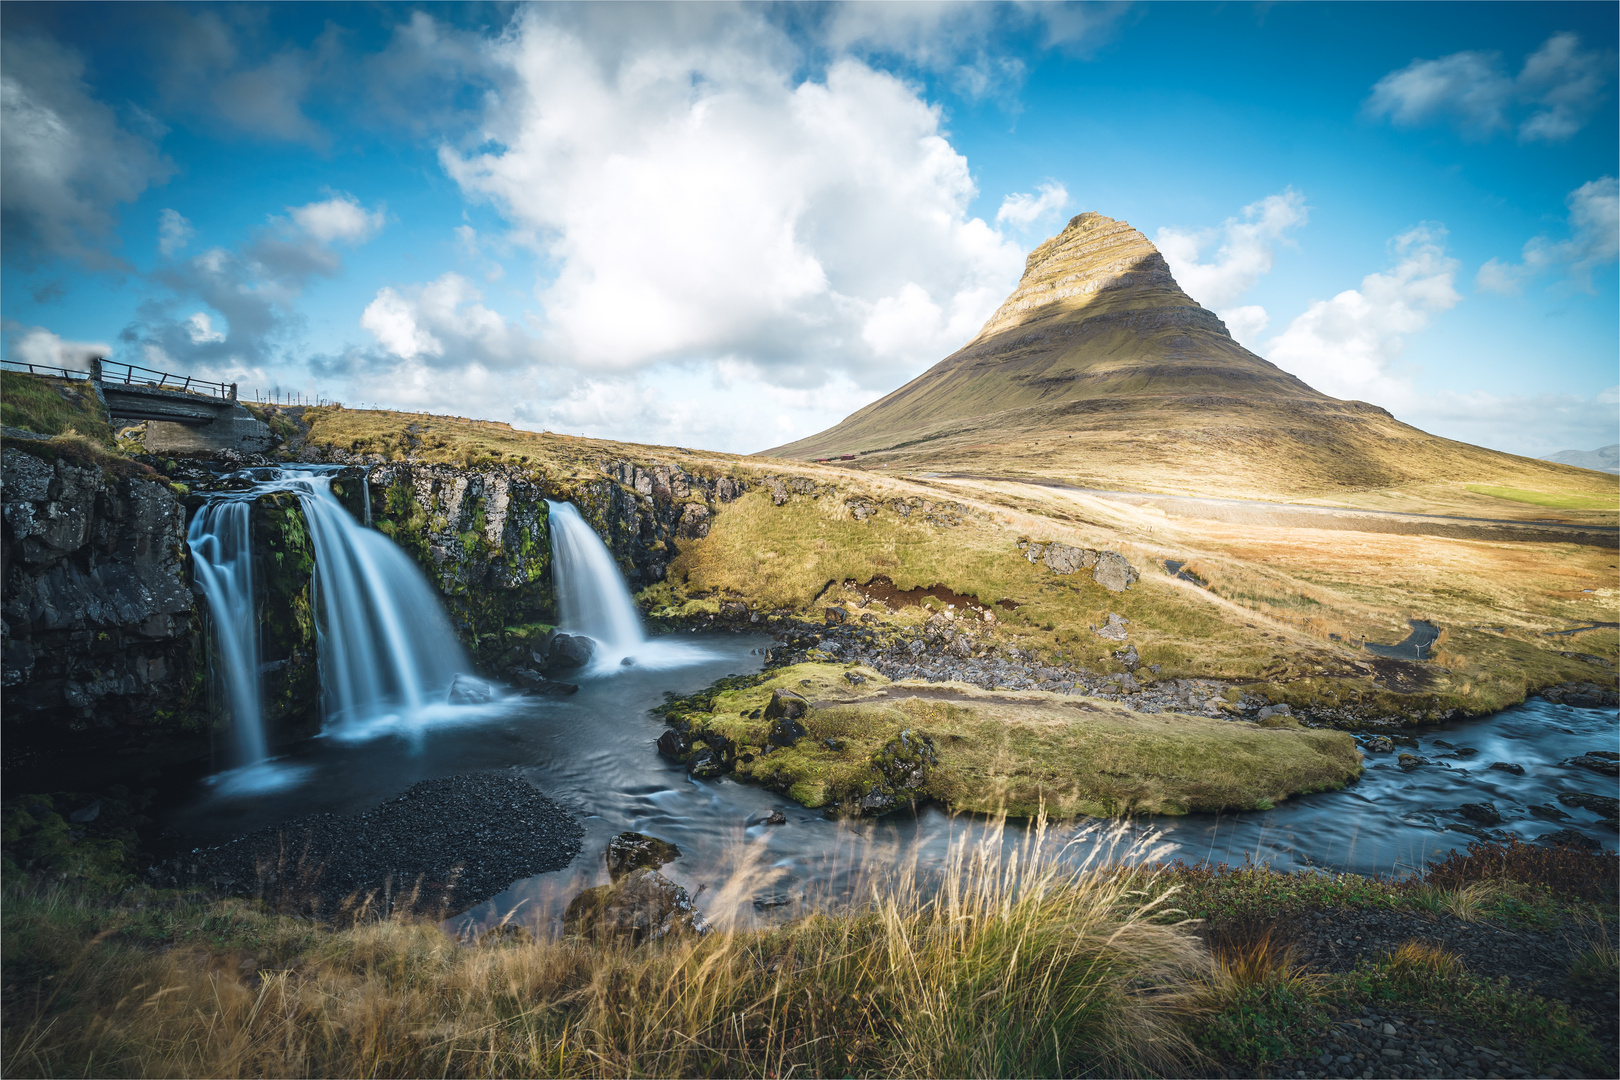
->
xmin=165 ymin=634 xmax=1617 ymax=935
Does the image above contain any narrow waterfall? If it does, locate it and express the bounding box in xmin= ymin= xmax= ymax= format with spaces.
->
xmin=295 ymin=471 xmax=469 ymax=727
xmin=545 ymin=499 xmax=713 ymax=671
xmin=187 ymin=499 xmax=268 ymax=768
xmin=547 ymin=500 xmax=646 ymax=659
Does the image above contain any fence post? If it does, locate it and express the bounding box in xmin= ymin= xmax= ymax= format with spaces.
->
xmin=90 ymin=356 xmax=102 ymax=382
xmin=229 ymin=382 xmax=238 ymax=402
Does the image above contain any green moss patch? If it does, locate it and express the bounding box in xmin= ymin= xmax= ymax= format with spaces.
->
xmin=663 ymin=662 xmax=1362 ymax=817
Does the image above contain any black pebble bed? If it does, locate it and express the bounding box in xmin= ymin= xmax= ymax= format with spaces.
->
xmin=176 ymin=772 xmax=582 ymax=918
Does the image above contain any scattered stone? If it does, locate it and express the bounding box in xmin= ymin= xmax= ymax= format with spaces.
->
xmin=1106 ymin=671 xmax=1140 ymax=694
xmin=1092 ymin=550 xmax=1139 ymax=592
xmin=1364 ymin=736 xmax=1395 ymax=753
xmin=688 ymin=749 xmax=725 ymax=779
xmin=605 ymin=832 xmax=681 ymax=881
xmin=1114 ymin=644 xmax=1140 ymax=670
xmin=1257 ymin=704 xmax=1293 ymax=720
xmin=68 ymin=800 xmax=101 ymax=824
xmin=1487 ymin=761 xmax=1525 ymax=775
xmin=563 ymin=867 xmax=709 ymax=944
xmin=656 ymin=728 xmax=689 ymax=758
xmin=1094 ymin=612 xmax=1129 ymax=642
xmin=1397 ymin=752 xmax=1424 ymax=770
xmin=822 ymin=737 xmax=845 ymax=751
xmin=824 ymin=606 xmax=848 ymax=625
xmin=1561 ymin=751 xmax=1620 ymax=776
xmin=762 ymin=809 xmax=787 ymax=825
xmin=1528 ymin=803 xmax=1571 ymax=821
xmin=1456 ymin=802 xmax=1502 ymax=825
xmin=763 ymin=688 xmax=809 ymax=722
xmin=844 ymin=670 xmax=866 ymax=685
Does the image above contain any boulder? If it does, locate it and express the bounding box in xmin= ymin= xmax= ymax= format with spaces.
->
xmin=1363 ymin=736 xmax=1395 ymax=753
xmin=763 ymin=688 xmax=809 ymax=722
xmin=1092 ymin=551 xmax=1140 ymax=593
xmin=688 ymin=749 xmax=726 ymax=779
xmin=1093 ymin=613 xmax=1129 ymax=642
xmin=854 ymin=729 xmax=939 ymax=816
xmin=1529 ymin=803 xmax=1571 ymax=821
xmin=1397 ymin=753 xmax=1424 ymax=770
xmin=1541 ymin=829 xmax=1601 ymax=851
xmin=563 ymin=867 xmax=710 ymax=944
xmin=824 ymin=605 xmax=848 ymax=625
xmin=1487 ymin=761 xmax=1525 ymax=775
xmin=605 ymin=832 xmax=681 ymax=881
xmin=1558 ymin=791 xmax=1620 ymax=824
xmin=546 ymin=633 xmax=595 ymax=671
xmin=447 ymin=674 xmax=495 ymax=704
xmin=1042 ymin=542 xmax=1095 ymax=576
xmin=1562 ymin=751 xmax=1620 ymax=777
xmin=656 ymin=728 xmax=689 ymax=758
xmin=1114 ymin=644 xmax=1140 ymax=670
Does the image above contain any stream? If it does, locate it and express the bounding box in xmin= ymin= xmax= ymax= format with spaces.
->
xmin=166 ymin=636 xmax=1618 ymax=936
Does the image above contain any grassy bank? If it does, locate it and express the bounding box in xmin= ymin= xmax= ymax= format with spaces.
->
xmin=661 ymin=662 xmax=1362 ymax=817
xmin=4 ymin=827 xmax=1613 ymax=1079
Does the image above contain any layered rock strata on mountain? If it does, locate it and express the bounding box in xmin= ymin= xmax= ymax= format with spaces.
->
xmin=765 ymin=211 xmax=1595 ymax=499
xmin=1 ymin=446 xmax=205 ymax=780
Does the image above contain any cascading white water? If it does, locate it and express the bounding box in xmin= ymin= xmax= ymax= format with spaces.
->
xmin=187 ymin=498 xmax=268 ymax=768
xmin=546 ymin=500 xmax=645 ymax=659
xmin=295 ymin=471 xmax=469 ymax=728
xmin=545 ymin=499 xmax=713 ymax=672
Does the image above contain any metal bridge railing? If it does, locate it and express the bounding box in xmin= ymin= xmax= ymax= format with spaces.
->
xmin=2 ymin=357 xmax=237 ymax=400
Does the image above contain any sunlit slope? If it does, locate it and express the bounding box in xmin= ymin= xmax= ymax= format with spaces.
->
xmin=767 ymin=213 xmax=1617 ymax=514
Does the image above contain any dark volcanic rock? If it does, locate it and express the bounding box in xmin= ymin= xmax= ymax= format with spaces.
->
xmin=605 ymin=832 xmax=681 ymax=881
xmin=1487 ymin=761 xmax=1525 ymax=775
xmin=563 ymin=867 xmax=709 ymax=943
xmin=164 ymin=772 xmax=582 ymax=917
xmin=1456 ymin=802 xmax=1502 ymax=825
xmin=1562 ymin=750 xmax=1620 ymax=776
xmin=546 ymin=633 xmax=594 ymax=672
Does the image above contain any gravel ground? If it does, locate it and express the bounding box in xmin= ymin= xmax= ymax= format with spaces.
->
xmin=154 ymin=772 xmax=582 ymax=918
xmin=1205 ymin=906 xmax=1619 ymax=1080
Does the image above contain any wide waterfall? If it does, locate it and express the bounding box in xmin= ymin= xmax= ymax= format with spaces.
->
xmin=187 ymin=466 xmax=492 ymax=788
xmin=545 ymin=499 xmax=712 ymax=672
xmin=296 ymin=472 xmax=469 ymax=727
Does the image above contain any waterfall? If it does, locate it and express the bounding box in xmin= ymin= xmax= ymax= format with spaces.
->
xmin=187 ymin=499 xmax=268 ymax=768
xmin=546 ymin=500 xmax=712 ymax=672
xmin=295 ymin=472 xmax=468 ymax=728
xmin=546 ymin=500 xmax=646 ymax=659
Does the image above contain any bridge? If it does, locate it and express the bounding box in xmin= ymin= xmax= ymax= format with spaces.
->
xmin=3 ymin=357 xmax=271 ymax=452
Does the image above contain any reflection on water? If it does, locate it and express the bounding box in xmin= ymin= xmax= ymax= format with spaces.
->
xmin=164 ymin=634 xmax=1617 ymax=935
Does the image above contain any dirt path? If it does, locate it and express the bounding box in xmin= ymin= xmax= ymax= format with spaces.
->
xmin=930 ymin=475 xmax=1620 ymax=548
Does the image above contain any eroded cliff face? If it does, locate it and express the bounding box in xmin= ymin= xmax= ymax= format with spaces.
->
xmin=356 ymin=457 xmax=749 ymax=671
xmin=1 ymin=446 xmax=205 ymax=781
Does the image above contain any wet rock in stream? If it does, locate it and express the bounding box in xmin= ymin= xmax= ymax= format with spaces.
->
xmin=157 ymin=772 xmax=582 ymax=917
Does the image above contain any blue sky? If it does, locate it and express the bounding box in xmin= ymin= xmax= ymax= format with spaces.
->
xmin=3 ymin=1 xmax=1615 ymax=456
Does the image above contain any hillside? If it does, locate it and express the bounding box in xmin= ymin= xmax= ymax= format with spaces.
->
xmin=767 ymin=213 xmax=1616 ymax=522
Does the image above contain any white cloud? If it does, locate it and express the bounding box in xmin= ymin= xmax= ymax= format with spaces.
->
xmin=7 ymin=326 xmax=112 ymax=371
xmin=289 ymin=193 xmax=386 ymax=245
xmin=1265 ymin=224 xmax=1460 ymax=403
xmin=996 ymin=181 xmax=1069 ymax=228
xmin=1155 ymin=189 xmax=1307 ymax=348
xmin=1478 ymin=176 xmax=1619 ymax=294
xmin=185 ymin=311 xmax=225 ymax=344
xmin=439 ymin=12 xmax=1024 ymax=393
xmin=1365 ymin=33 xmax=1610 ymax=143
xmin=360 ymin=273 xmax=534 ymax=369
xmin=0 ymin=32 xmax=174 ymax=267
xmin=1401 ymin=386 xmax=1620 ymax=459
xmin=158 ymin=209 xmax=194 ymax=256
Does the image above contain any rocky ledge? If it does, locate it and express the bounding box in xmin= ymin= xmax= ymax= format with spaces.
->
xmin=153 ymin=772 xmax=582 ymax=917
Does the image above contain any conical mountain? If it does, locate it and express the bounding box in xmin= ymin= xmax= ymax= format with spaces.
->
xmin=766 ymin=212 xmax=1610 ymax=508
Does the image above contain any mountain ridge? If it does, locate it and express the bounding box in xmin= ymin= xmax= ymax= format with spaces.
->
xmin=765 ymin=212 xmax=1614 ymax=516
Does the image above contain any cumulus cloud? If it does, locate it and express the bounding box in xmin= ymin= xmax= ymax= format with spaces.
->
xmin=121 ymin=193 xmax=387 ymax=382
xmin=290 ymin=194 xmax=387 ymax=245
xmin=360 ymin=274 xmax=534 ymax=369
xmin=158 ymin=209 xmax=194 ymax=256
xmin=7 ymin=326 xmax=112 ymax=371
xmin=1155 ymin=189 xmax=1308 ymax=347
xmin=0 ymin=32 xmax=174 ymax=267
xmin=996 ymin=181 xmax=1069 ymax=228
xmin=1265 ymin=224 xmax=1460 ymax=403
xmin=1478 ymin=176 xmax=1619 ymax=294
xmin=1365 ymin=32 xmax=1611 ymax=143
xmin=439 ymin=11 xmax=1024 ymax=393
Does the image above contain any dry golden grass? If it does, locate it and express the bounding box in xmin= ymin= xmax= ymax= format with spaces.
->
xmin=4 ymin=822 xmax=1213 ymax=1079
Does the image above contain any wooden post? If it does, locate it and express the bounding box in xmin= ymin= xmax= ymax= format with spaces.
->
xmin=230 ymin=382 xmax=238 ymax=401
xmin=90 ymin=356 xmax=102 ymax=382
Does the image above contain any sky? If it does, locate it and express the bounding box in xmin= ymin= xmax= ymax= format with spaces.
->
xmin=2 ymin=1 xmax=1616 ymax=458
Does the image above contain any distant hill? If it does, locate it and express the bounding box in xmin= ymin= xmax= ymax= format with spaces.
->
xmin=766 ymin=213 xmax=1612 ymax=511
xmin=1541 ymin=445 xmax=1620 ymax=474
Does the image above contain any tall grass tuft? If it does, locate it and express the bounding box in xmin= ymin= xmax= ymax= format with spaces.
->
xmin=4 ymin=818 xmax=1211 ymax=1078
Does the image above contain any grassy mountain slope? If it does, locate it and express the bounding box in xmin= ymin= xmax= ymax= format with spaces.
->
xmin=766 ymin=213 xmax=1615 ymax=519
